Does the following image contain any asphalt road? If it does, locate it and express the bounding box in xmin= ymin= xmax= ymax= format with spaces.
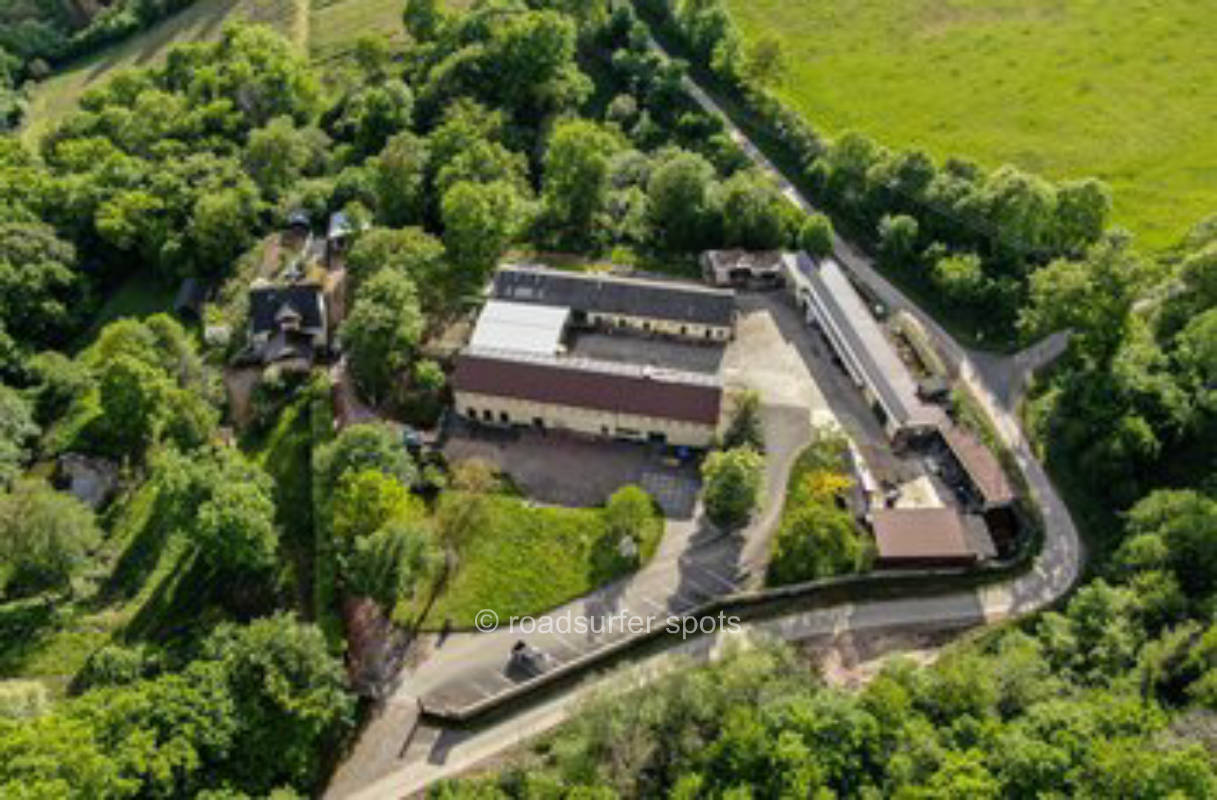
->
xmin=327 ymin=39 xmax=1085 ymax=799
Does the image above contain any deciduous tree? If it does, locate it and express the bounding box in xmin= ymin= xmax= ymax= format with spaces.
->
xmin=0 ymin=478 xmax=99 ymax=598
xmin=701 ymin=446 xmax=764 ymax=529
xmin=340 ymin=270 xmax=424 ymax=405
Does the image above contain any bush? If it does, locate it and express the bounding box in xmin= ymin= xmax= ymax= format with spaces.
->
xmin=701 ymin=446 xmax=764 ymax=529
xmin=722 ymin=389 xmax=764 ymax=451
xmin=0 ymin=478 xmax=99 ymax=599
xmin=604 ymin=484 xmax=663 ymax=563
xmin=0 ymin=679 xmax=49 ymax=719
xmin=799 ymin=212 xmax=834 ymax=258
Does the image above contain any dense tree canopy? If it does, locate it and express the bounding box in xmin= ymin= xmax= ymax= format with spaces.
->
xmin=153 ymin=447 xmax=279 ymax=573
xmin=340 ymin=269 xmax=424 ymax=405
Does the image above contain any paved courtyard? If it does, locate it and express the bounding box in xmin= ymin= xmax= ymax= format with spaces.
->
xmin=568 ymin=331 xmax=725 ymax=375
xmin=442 ymin=425 xmax=700 ymax=517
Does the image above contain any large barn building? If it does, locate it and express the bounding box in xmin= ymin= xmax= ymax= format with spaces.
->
xmin=452 ymin=266 xmax=733 ymax=447
xmin=493 ymin=264 xmax=735 ymax=342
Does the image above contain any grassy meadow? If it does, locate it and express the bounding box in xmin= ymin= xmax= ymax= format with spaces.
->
xmin=423 ymin=494 xmax=662 ymax=629
xmin=725 ymin=0 xmax=1217 ymax=250
xmin=309 ymin=0 xmax=406 ymax=61
xmin=21 ymin=0 xmax=310 ymax=145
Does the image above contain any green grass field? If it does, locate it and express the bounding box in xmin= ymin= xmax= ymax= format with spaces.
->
xmin=423 ymin=494 xmax=659 ymax=628
xmin=725 ymin=0 xmax=1217 ymax=250
xmin=309 ymin=0 xmax=405 ymax=61
xmin=21 ymin=0 xmax=309 ymax=145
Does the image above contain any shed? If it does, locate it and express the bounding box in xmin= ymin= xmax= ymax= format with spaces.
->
xmin=287 ymin=209 xmax=311 ymax=231
xmin=939 ymin=424 xmax=1016 ymax=509
xmin=870 ymin=507 xmax=983 ymax=569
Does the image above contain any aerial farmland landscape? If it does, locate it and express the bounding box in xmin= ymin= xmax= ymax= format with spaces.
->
xmin=0 ymin=0 xmax=1216 ymax=797
xmin=726 ymin=0 xmax=1217 ymax=249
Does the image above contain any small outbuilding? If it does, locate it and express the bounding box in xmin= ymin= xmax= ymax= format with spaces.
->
xmin=700 ymin=250 xmax=787 ymax=287
xmin=55 ymin=454 xmax=120 ymax=510
xmin=870 ymin=507 xmax=993 ymax=569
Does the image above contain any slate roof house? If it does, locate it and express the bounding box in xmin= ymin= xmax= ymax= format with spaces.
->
xmin=244 ymin=282 xmax=328 ymax=367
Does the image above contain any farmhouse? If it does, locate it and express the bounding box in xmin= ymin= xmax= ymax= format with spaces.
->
xmin=494 ymin=264 xmax=735 ymax=342
xmin=788 ymin=253 xmax=940 ymax=441
xmin=454 ymin=348 xmax=722 ymax=447
xmin=245 ymin=282 xmax=328 ymax=367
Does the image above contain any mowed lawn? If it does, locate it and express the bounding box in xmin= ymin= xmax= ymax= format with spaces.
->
xmin=22 ymin=0 xmax=309 ymax=145
xmin=725 ymin=0 xmax=1217 ymax=250
xmin=424 ymin=494 xmax=658 ymax=629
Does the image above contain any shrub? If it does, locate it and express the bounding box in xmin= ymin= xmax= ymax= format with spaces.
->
xmin=701 ymin=446 xmax=764 ymax=529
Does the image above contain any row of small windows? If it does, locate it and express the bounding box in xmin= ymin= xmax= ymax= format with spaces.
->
xmin=464 ymin=408 xmax=668 ymax=444
xmin=600 ymin=315 xmax=728 ymax=339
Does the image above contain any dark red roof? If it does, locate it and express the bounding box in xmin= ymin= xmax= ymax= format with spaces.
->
xmin=454 ymin=352 xmax=722 ymax=426
xmin=940 ymin=424 xmax=1016 ymax=507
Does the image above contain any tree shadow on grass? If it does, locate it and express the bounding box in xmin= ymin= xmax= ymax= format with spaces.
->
xmin=0 ymin=599 xmax=59 ymax=677
xmin=121 ymin=550 xmax=278 ymax=649
xmin=97 ymin=485 xmax=177 ymax=606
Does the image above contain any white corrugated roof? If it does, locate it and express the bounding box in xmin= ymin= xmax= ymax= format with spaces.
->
xmin=469 ymin=300 xmax=570 ymax=355
xmin=808 ymin=259 xmax=939 ymax=430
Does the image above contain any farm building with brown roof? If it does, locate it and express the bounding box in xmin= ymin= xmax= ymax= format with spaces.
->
xmin=452 ymin=267 xmax=733 ymax=447
xmin=870 ymin=507 xmax=994 ymax=569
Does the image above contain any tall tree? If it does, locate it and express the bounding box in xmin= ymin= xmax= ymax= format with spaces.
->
xmin=0 ymin=221 xmax=85 ymax=351
xmin=0 ymin=385 xmax=36 ymax=488
xmin=154 ymin=447 xmax=279 ymax=573
xmin=701 ymin=446 xmax=764 ymax=529
xmin=372 ymin=131 xmax=428 ymax=227
xmin=340 ymin=270 xmax=424 ymax=405
xmin=1020 ymin=232 xmax=1155 ymax=363
xmin=0 ymin=478 xmax=99 ymax=598
xmin=542 ymin=119 xmax=623 ymax=244
xmin=647 ymin=150 xmax=717 ymax=252
xmin=716 ymin=169 xmax=789 ymax=250
xmin=441 ymin=179 xmax=524 ymax=289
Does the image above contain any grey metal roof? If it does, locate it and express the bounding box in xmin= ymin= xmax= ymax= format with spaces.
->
xmin=494 ymin=265 xmax=735 ymax=327
xmin=806 ymin=258 xmax=937 ymax=430
xmin=469 ymin=300 xmax=570 ymax=355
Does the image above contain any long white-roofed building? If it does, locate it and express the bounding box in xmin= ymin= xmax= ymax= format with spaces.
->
xmin=788 ymin=253 xmax=940 ymax=441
